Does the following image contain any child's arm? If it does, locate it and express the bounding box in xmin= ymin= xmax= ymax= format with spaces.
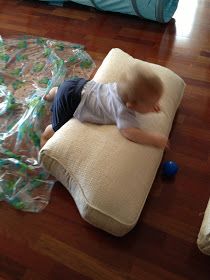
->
xmin=120 ymin=127 xmax=169 ymax=149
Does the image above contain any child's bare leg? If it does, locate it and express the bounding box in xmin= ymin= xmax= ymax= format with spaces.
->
xmin=41 ymin=124 xmax=55 ymax=147
xmin=44 ymin=87 xmax=58 ymax=102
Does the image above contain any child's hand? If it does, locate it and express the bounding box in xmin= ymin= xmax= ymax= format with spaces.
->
xmin=120 ymin=127 xmax=170 ymax=149
xmin=155 ymin=135 xmax=170 ymax=149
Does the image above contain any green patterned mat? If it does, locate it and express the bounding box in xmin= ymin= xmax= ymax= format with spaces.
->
xmin=0 ymin=35 xmax=95 ymax=212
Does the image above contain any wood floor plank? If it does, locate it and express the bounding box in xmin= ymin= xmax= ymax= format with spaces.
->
xmin=33 ymin=234 xmax=127 ymax=280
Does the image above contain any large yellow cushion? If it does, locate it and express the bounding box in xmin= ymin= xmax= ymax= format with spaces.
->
xmin=40 ymin=48 xmax=185 ymax=236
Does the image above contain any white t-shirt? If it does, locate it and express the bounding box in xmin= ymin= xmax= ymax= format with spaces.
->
xmin=73 ymin=80 xmax=139 ymax=129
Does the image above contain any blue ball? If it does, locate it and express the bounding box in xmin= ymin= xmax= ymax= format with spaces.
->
xmin=162 ymin=161 xmax=179 ymax=177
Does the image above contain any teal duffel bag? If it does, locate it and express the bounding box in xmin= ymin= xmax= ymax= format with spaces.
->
xmin=47 ymin=0 xmax=179 ymax=23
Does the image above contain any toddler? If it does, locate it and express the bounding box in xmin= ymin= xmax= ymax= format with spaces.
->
xmin=41 ymin=63 xmax=168 ymax=148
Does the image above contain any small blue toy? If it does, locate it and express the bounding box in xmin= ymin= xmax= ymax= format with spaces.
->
xmin=162 ymin=161 xmax=179 ymax=178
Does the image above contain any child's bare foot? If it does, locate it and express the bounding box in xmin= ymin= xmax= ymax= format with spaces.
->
xmin=44 ymin=87 xmax=58 ymax=102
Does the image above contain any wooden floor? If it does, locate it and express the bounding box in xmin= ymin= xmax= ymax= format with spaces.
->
xmin=0 ymin=0 xmax=210 ymax=279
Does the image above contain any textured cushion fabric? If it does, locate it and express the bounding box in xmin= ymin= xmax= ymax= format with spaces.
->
xmin=40 ymin=48 xmax=185 ymax=236
xmin=197 ymin=198 xmax=210 ymax=255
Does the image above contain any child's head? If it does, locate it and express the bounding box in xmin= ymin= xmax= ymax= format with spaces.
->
xmin=118 ymin=63 xmax=163 ymax=114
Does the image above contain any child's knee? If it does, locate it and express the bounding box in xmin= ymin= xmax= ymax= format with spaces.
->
xmin=41 ymin=125 xmax=54 ymax=147
xmin=45 ymin=125 xmax=54 ymax=137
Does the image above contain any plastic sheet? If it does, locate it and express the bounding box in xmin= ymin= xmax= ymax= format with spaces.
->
xmin=0 ymin=35 xmax=95 ymax=212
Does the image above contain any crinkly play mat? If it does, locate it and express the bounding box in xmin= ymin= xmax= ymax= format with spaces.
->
xmin=0 ymin=35 xmax=95 ymax=212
